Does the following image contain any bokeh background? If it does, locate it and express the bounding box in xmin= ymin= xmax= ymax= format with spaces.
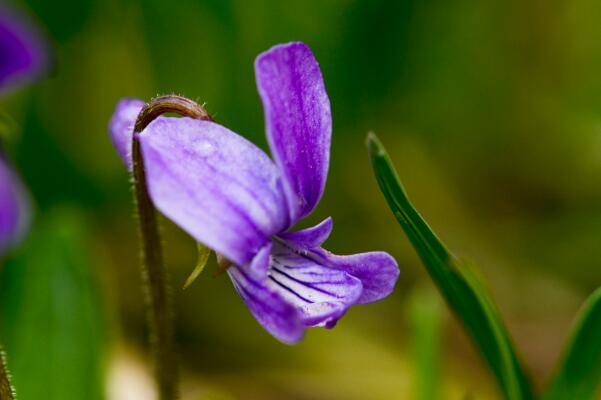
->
xmin=1 ymin=0 xmax=601 ymax=398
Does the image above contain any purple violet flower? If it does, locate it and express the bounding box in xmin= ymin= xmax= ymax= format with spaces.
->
xmin=109 ymin=42 xmax=399 ymax=343
xmin=0 ymin=4 xmax=49 ymax=93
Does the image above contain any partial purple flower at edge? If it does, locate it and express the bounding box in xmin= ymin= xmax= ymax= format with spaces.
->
xmin=109 ymin=42 xmax=399 ymax=344
xmin=0 ymin=3 xmax=45 ymax=254
xmin=0 ymin=4 xmax=49 ymax=93
xmin=0 ymin=155 xmax=30 ymax=256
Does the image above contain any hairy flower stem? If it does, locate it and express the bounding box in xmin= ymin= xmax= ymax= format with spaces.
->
xmin=132 ymin=95 xmax=212 ymax=400
xmin=0 ymin=346 xmax=15 ymax=400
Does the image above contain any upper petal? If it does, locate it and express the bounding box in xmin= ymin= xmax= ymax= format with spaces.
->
xmin=255 ymin=42 xmax=332 ymax=222
xmin=108 ymin=98 xmax=144 ymax=170
xmin=228 ymin=265 xmax=303 ymax=344
xmin=314 ymin=249 xmax=399 ymax=304
xmin=0 ymin=5 xmax=49 ymax=92
xmin=139 ymin=117 xmax=290 ymax=266
xmin=0 ymin=157 xmax=30 ymax=255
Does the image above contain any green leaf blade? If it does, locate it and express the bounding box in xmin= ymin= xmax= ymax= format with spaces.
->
xmin=410 ymin=287 xmax=443 ymax=400
xmin=543 ymin=287 xmax=601 ymax=400
xmin=367 ymin=133 xmax=534 ymax=400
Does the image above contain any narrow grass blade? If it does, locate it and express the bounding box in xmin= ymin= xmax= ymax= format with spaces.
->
xmin=410 ymin=287 xmax=443 ymax=400
xmin=367 ymin=133 xmax=534 ymax=400
xmin=543 ymin=287 xmax=601 ymax=400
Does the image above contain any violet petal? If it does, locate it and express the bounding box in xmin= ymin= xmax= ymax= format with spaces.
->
xmin=246 ymin=241 xmax=272 ymax=280
xmin=314 ymin=249 xmax=399 ymax=304
xmin=108 ymin=98 xmax=145 ymax=170
xmin=268 ymin=241 xmax=363 ymax=328
xmin=255 ymin=42 xmax=332 ymax=223
xmin=277 ymin=217 xmax=333 ymax=249
xmin=228 ymin=264 xmax=303 ymax=344
xmin=139 ymin=117 xmax=290 ymax=266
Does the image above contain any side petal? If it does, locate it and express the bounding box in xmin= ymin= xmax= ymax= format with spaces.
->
xmin=268 ymin=242 xmax=363 ymax=328
xmin=314 ymin=249 xmax=399 ymax=304
xmin=277 ymin=217 xmax=333 ymax=249
xmin=246 ymin=241 xmax=272 ymax=280
xmin=0 ymin=5 xmax=49 ymax=92
xmin=228 ymin=265 xmax=303 ymax=344
xmin=108 ymin=98 xmax=145 ymax=170
xmin=139 ymin=117 xmax=290 ymax=266
xmin=255 ymin=42 xmax=332 ymax=222
xmin=0 ymin=157 xmax=30 ymax=255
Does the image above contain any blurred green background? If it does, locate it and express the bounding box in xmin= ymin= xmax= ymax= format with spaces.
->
xmin=1 ymin=0 xmax=601 ymax=398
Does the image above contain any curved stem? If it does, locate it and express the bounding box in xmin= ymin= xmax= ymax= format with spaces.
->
xmin=132 ymin=95 xmax=212 ymax=400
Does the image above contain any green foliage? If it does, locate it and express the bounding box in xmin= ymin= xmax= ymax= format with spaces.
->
xmin=367 ymin=133 xmax=534 ymax=400
xmin=0 ymin=210 xmax=106 ymax=400
xmin=14 ymin=102 xmax=104 ymax=211
xmin=25 ymin=0 xmax=93 ymax=41
xmin=0 ymin=111 xmax=17 ymax=144
xmin=543 ymin=287 xmax=601 ymax=400
xmin=410 ymin=287 xmax=442 ymax=400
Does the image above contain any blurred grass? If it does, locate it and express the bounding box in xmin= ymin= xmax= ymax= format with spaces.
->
xmin=543 ymin=287 xmax=601 ymax=400
xmin=0 ymin=210 xmax=107 ymax=399
xmin=0 ymin=0 xmax=599 ymax=398
xmin=410 ymin=287 xmax=443 ymax=400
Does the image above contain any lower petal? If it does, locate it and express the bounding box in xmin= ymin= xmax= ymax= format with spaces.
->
xmin=228 ymin=266 xmax=303 ymax=344
xmin=299 ymin=302 xmax=346 ymax=328
xmin=314 ymin=249 xmax=399 ymax=304
xmin=277 ymin=218 xmax=399 ymax=305
xmin=268 ymin=243 xmax=363 ymax=328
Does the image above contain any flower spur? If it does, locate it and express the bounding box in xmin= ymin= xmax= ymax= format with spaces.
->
xmin=110 ymin=42 xmax=399 ymax=343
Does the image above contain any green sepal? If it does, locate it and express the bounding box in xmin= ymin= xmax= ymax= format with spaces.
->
xmin=183 ymin=243 xmax=212 ymax=289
